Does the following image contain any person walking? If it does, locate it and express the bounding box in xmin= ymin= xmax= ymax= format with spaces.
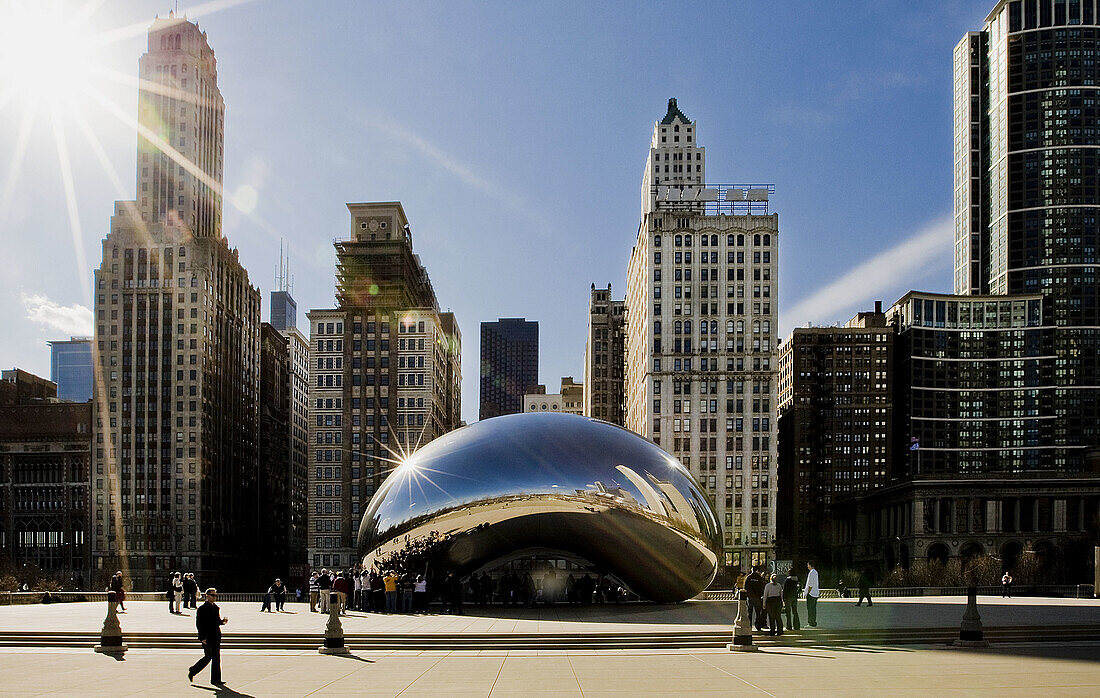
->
xmin=763 ymin=574 xmax=784 ymax=636
xmin=856 ymin=568 xmax=874 ymax=607
xmin=188 ymin=588 xmax=228 ymax=686
xmin=782 ymin=571 xmax=801 ymax=631
xmin=308 ymin=572 xmax=319 ymax=612
xmin=1002 ymin=572 xmax=1013 ymax=598
xmin=803 ymin=561 xmax=820 ymax=627
xmin=166 ymin=574 xmax=176 ymax=614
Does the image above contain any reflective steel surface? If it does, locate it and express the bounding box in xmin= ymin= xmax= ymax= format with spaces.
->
xmin=357 ymin=412 xmax=722 ymax=603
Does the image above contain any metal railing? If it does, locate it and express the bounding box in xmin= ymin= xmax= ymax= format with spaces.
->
xmin=694 ymin=585 xmax=1096 ymax=601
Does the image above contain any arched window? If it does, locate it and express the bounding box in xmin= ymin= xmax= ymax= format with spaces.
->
xmin=763 ymin=234 xmax=771 ymax=246
xmin=727 ymin=235 xmax=734 ymax=246
xmin=674 ymin=321 xmax=682 ymax=334
xmin=684 ymin=320 xmax=692 ymax=333
xmin=654 ymin=235 xmax=661 ymax=247
xmin=736 ymin=320 xmax=744 ymax=333
xmin=737 ymin=234 xmax=745 ymax=246
xmin=175 ymin=34 xmax=181 ymax=49
xmin=710 ymin=320 xmax=718 ymax=334
xmin=711 ymin=235 xmax=718 ymax=246
xmin=684 ymin=234 xmax=692 ymax=246
xmin=726 ymin=320 xmax=734 ymax=333
xmin=675 ymin=235 xmax=682 ymax=246
xmin=753 ymin=234 xmax=761 ymax=245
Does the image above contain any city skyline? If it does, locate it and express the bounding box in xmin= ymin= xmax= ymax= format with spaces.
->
xmin=2 ymin=1 xmax=990 ymax=424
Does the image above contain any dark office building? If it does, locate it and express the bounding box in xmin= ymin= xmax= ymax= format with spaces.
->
xmin=776 ymin=305 xmax=894 ymax=564
xmin=258 ymin=323 xmax=291 ymax=581
xmin=833 ymin=292 xmax=1100 ymax=577
xmin=48 ymin=338 xmax=93 ymax=403
xmin=480 ymin=318 xmax=539 ymax=420
xmin=270 ymin=290 xmax=297 ymax=333
xmin=955 ymin=0 xmax=1100 ymax=468
xmin=0 ymin=392 xmax=92 ymax=586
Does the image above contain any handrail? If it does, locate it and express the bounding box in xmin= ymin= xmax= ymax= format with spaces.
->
xmin=695 ymin=584 xmax=1096 ymax=601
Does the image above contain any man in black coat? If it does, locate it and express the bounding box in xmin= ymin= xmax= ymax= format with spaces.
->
xmin=188 ymin=588 xmax=228 ymax=685
xmin=744 ymin=566 xmax=767 ymax=631
xmin=782 ymin=571 xmax=801 ymax=630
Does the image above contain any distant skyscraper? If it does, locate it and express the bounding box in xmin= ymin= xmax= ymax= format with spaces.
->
xmin=307 ymin=202 xmax=462 ymax=570
xmin=479 ymin=318 xmax=539 ymax=420
xmin=955 ymin=1 xmax=1100 ymax=465
xmin=583 ymin=284 xmax=625 ymax=425
xmin=625 ymin=99 xmax=779 ymax=571
xmin=91 ymin=13 xmax=263 ymax=590
xmin=49 ymin=337 xmax=93 ymax=402
xmin=270 ymin=291 xmax=297 ymax=333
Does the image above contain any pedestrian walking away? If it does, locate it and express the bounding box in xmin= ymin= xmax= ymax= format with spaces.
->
xmin=1002 ymin=572 xmax=1014 ymax=598
xmin=782 ymin=571 xmax=801 ymax=631
xmin=803 ymin=561 xmax=820 ymax=627
xmin=188 ymin=588 xmax=228 ymax=686
xmin=109 ymin=571 xmax=126 ymax=612
xmin=856 ymin=568 xmax=873 ymax=607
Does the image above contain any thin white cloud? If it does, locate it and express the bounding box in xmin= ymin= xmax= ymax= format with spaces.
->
xmin=781 ymin=214 xmax=953 ymax=334
xmin=368 ymin=115 xmax=548 ymax=227
xmin=22 ymin=293 xmax=93 ymax=336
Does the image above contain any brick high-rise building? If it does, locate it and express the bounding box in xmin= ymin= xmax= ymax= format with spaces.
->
xmin=583 ymin=284 xmax=625 ymax=425
xmin=776 ymin=304 xmax=894 ymax=564
xmin=625 ymin=99 xmax=779 ymax=571
xmin=90 ymin=13 xmax=263 ymax=590
xmin=307 ymin=202 xmax=461 ymax=570
xmin=0 ymin=370 xmax=91 ymax=585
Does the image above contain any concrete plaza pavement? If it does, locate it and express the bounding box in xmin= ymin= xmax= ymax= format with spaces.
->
xmin=1 ymin=642 xmax=1100 ymax=696
xmin=3 ymin=595 xmax=1100 ymax=637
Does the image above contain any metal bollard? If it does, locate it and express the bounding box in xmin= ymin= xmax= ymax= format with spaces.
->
xmin=93 ymin=591 xmax=128 ymax=655
xmin=319 ymin=590 xmax=350 ymax=654
xmin=953 ymin=586 xmax=989 ymax=648
xmin=727 ymin=589 xmax=758 ymax=652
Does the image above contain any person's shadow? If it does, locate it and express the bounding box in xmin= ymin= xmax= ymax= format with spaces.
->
xmin=193 ymin=685 xmax=255 ymax=698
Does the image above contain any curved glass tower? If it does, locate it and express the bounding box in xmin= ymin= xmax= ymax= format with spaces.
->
xmin=955 ymin=0 xmax=1100 ymax=468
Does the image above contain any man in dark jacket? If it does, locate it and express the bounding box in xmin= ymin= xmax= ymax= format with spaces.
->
xmin=856 ymin=568 xmax=874 ymax=607
xmin=782 ymin=571 xmax=801 ymax=630
xmin=744 ymin=566 xmax=767 ymax=631
xmin=182 ymin=573 xmax=198 ymax=609
xmin=188 ymin=588 xmax=228 ymax=685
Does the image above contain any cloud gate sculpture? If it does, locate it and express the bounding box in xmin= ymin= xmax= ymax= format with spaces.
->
xmin=357 ymin=412 xmax=723 ymax=603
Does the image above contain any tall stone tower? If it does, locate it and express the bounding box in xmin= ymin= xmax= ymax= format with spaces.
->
xmin=626 ymin=99 xmax=779 ymax=572
xmin=90 ymin=13 xmax=262 ymax=590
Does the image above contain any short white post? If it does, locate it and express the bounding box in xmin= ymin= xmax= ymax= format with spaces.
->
xmin=319 ymin=590 xmax=350 ymax=654
xmin=93 ymin=591 xmax=128 ymax=655
xmin=727 ymin=590 xmax=758 ymax=652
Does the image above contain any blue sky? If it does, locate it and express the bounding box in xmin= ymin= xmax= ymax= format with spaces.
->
xmin=0 ymin=0 xmax=990 ymax=423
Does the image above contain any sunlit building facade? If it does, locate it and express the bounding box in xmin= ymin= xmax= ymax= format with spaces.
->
xmin=307 ymin=202 xmax=461 ymax=570
xmin=90 ymin=14 xmax=264 ymax=590
xmin=625 ymin=99 xmax=779 ymax=571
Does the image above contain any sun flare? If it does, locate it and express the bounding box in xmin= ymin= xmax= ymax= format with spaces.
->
xmin=0 ymin=1 xmax=96 ymax=104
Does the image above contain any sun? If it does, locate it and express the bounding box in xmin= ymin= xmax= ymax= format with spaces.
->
xmin=0 ymin=1 xmax=96 ymax=105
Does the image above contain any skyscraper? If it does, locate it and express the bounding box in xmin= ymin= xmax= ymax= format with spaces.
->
xmin=479 ymin=318 xmax=539 ymax=420
xmin=625 ymin=99 xmax=779 ymax=571
xmin=776 ymin=304 xmax=894 ymax=564
xmin=584 ymin=284 xmax=626 ymax=425
xmin=307 ymin=202 xmax=462 ymax=570
xmin=955 ymin=1 xmax=1100 ymax=465
xmin=49 ymin=337 xmax=93 ymax=402
xmin=91 ymin=13 xmax=263 ymax=590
